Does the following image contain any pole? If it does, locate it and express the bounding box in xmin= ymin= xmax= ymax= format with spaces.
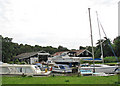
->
xmin=88 ymin=8 xmax=95 ymax=73
xmin=96 ymin=11 xmax=104 ymax=64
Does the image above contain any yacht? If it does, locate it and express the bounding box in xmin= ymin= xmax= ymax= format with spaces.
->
xmin=0 ymin=63 xmax=51 ymax=76
xmin=52 ymin=64 xmax=72 ymax=73
xmin=80 ymin=64 xmax=118 ymax=74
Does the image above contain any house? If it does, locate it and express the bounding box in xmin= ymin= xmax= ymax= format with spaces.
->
xmin=68 ymin=49 xmax=92 ymax=59
xmin=14 ymin=51 xmax=50 ymax=64
xmin=52 ymin=49 xmax=92 ymax=59
xmin=50 ymin=49 xmax=92 ymax=65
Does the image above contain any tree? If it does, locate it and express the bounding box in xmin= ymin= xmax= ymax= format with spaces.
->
xmin=1 ymin=35 xmax=70 ymax=63
xmin=95 ymin=38 xmax=113 ymax=58
xmin=113 ymin=36 xmax=120 ymax=57
xmin=57 ymin=45 xmax=69 ymax=52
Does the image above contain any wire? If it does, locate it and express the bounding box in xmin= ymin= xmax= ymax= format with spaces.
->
xmin=98 ymin=17 xmax=118 ymax=61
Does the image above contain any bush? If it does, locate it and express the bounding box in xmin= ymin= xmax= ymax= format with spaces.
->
xmin=20 ymin=61 xmax=26 ymax=64
xmin=104 ymin=56 xmax=118 ymax=63
xmin=9 ymin=61 xmax=14 ymax=64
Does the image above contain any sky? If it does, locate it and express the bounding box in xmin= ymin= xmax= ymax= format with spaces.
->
xmin=0 ymin=0 xmax=119 ymax=49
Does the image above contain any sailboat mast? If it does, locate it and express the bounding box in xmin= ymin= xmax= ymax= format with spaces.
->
xmin=96 ymin=11 xmax=104 ymax=64
xmin=88 ymin=8 xmax=95 ymax=73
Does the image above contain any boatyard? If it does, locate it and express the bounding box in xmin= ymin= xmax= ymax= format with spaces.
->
xmin=1 ymin=0 xmax=120 ymax=85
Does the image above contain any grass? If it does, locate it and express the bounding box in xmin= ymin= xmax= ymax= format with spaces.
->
xmin=2 ymin=75 xmax=119 ymax=84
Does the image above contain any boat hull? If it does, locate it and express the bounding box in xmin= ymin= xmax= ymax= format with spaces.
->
xmin=81 ymin=66 xmax=117 ymax=74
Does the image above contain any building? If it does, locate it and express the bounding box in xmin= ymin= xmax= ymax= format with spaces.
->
xmin=52 ymin=49 xmax=92 ymax=59
xmin=15 ymin=51 xmax=50 ymax=64
xmin=68 ymin=49 xmax=92 ymax=58
xmin=51 ymin=49 xmax=92 ymax=65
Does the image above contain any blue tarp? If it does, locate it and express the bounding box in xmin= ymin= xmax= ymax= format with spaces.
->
xmin=83 ymin=58 xmax=102 ymax=61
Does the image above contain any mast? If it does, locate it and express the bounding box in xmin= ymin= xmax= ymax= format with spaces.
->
xmin=88 ymin=8 xmax=95 ymax=73
xmin=96 ymin=11 xmax=104 ymax=64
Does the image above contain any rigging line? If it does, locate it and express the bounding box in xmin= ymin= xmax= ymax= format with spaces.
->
xmin=98 ymin=19 xmax=118 ymax=61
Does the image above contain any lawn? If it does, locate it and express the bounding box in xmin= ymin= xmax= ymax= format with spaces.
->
xmin=2 ymin=75 xmax=119 ymax=84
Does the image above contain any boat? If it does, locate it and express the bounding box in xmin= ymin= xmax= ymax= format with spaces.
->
xmin=0 ymin=63 xmax=51 ymax=76
xmin=52 ymin=64 xmax=72 ymax=73
xmin=79 ymin=69 xmax=115 ymax=76
xmin=79 ymin=69 xmax=93 ymax=76
xmin=114 ymin=67 xmax=120 ymax=74
xmin=80 ymin=64 xmax=118 ymax=74
xmin=81 ymin=8 xmax=118 ymax=74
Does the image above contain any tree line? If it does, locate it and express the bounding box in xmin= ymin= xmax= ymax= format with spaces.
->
xmin=1 ymin=35 xmax=120 ymax=63
xmin=1 ymin=35 xmax=69 ymax=63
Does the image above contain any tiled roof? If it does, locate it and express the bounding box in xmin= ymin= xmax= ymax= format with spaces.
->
xmin=53 ymin=49 xmax=92 ymax=56
xmin=52 ymin=51 xmax=68 ymax=56
xmin=69 ymin=49 xmax=86 ymax=56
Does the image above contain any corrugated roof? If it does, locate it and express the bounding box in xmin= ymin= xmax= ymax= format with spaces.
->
xmin=15 ymin=51 xmax=50 ymax=59
xmin=15 ymin=52 xmax=39 ymax=59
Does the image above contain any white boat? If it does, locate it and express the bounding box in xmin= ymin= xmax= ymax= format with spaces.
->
xmin=52 ymin=64 xmax=72 ymax=73
xmin=0 ymin=63 xmax=51 ymax=76
xmin=80 ymin=64 xmax=118 ymax=74
xmin=79 ymin=69 xmax=111 ymax=76
xmin=79 ymin=70 xmax=93 ymax=76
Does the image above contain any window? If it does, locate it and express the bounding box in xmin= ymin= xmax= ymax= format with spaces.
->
xmin=0 ymin=67 xmax=10 ymax=74
xmin=59 ymin=66 xmax=65 ymax=69
xmin=16 ymin=67 xmax=22 ymax=73
xmin=25 ymin=67 xmax=34 ymax=73
xmin=16 ymin=67 xmax=34 ymax=73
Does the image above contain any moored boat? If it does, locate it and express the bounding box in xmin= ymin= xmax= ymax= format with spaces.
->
xmin=52 ymin=64 xmax=72 ymax=73
xmin=0 ymin=63 xmax=51 ymax=76
xmin=80 ymin=64 xmax=118 ymax=74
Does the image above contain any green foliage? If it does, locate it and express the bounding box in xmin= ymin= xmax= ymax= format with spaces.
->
xmin=80 ymin=59 xmax=84 ymax=64
xmin=20 ymin=61 xmax=26 ymax=64
xmin=95 ymin=38 xmax=115 ymax=58
xmin=104 ymin=57 xmax=118 ymax=63
xmin=1 ymin=35 xmax=69 ymax=63
xmin=57 ymin=45 xmax=69 ymax=52
xmin=113 ymin=36 xmax=120 ymax=57
xmin=9 ymin=61 xmax=14 ymax=64
xmin=14 ymin=59 xmax=20 ymax=64
xmin=1 ymin=35 xmax=120 ymax=63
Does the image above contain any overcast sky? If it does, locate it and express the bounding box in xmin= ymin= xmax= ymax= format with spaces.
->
xmin=0 ymin=0 xmax=119 ymax=49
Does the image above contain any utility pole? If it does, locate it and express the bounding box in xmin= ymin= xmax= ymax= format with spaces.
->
xmin=88 ymin=8 xmax=95 ymax=73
